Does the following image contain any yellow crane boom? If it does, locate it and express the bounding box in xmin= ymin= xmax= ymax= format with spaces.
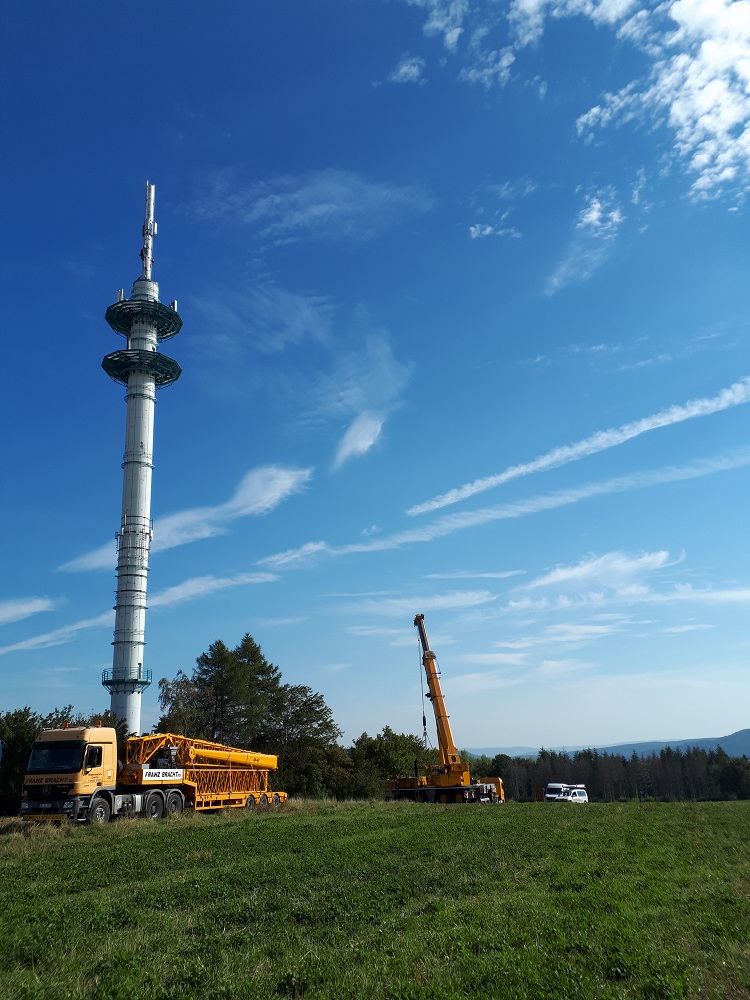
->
xmin=414 ymin=613 xmax=461 ymax=767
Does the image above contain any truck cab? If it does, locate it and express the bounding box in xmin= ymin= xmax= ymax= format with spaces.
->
xmin=20 ymin=726 xmax=118 ymax=822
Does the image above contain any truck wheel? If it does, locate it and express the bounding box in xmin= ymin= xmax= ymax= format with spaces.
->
xmin=245 ymin=795 xmax=256 ymax=810
xmin=144 ymin=792 xmax=164 ymax=820
xmin=165 ymin=791 xmax=183 ymax=817
xmin=272 ymin=793 xmax=281 ymax=806
xmin=87 ymin=797 xmax=111 ymax=825
xmin=259 ymin=793 xmax=269 ymax=809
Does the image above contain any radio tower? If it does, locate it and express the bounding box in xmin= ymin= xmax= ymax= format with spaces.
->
xmin=101 ymin=182 xmax=182 ymax=735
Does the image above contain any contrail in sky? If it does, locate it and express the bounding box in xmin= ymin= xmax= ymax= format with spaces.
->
xmin=260 ymin=450 xmax=750 ymax=568
xmin=7 ymin=451 xmax=749 ymax=655
xmin=406 ymin=376 xmax=750 ymax=515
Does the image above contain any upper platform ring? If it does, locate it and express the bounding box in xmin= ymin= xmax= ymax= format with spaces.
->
xmin=105 ymin=299 xmax=182 ymax=341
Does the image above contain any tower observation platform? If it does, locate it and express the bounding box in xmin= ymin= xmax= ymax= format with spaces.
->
xmin=101 ymin=182 xmax=182 ymax=735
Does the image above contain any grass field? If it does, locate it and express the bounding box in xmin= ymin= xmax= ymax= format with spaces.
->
xmin=1 ymin=800 xmax=749 ymax=999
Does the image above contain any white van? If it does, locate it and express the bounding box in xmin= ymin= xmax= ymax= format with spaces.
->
xmin=544 ymin=783 xmax=588 ymax=803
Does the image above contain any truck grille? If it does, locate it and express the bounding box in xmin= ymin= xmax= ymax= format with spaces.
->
xmin=24 ymin=783 xmax=74 ymax=801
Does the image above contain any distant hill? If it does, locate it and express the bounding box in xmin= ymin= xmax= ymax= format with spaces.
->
xmin=465 ymin=728 xmax=750 ymax=759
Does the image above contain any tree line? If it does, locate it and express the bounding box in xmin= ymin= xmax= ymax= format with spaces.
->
xmin=468 ymin=745 xmax=750 ymax=802
xmin=2 ymin=630 xmax=749 ymax=813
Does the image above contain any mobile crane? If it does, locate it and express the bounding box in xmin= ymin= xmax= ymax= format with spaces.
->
xmin=20 ymin=726 xmax=287 ymax=823
xmin=386 ymin=614 xmax=505 ymax=804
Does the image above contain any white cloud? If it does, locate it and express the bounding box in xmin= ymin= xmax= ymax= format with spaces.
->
xmin=258 ymin=449 xmax=750 ymax=568
xmin=425 ymin=570 xmax=525 ymax=579
xmin=334 ymin=412 xmax=384 ymax=468
xmin=574 ymin=0 xmax=750 ymax=198
xmin=388 ymin=55 xmax=427 ymax=84
xmin=546 ymin=188 xmax=624 ymax=294
xmin=260 ymin=541 xmax=331 ymax=570
xmin=149 ymin=572 xmax=276 ymax=609
xmin=345 ymin=624 xmax=407 ymax=638
xmin=191 ymin=284 xmax=332 ymax=358
xmin=197 ymin=168 xmax=433 ymax=245
xmin=303 ymin=331 xmax=412 ymax=468
xmin=0 ymin=597 xmax=57 ymax=626
xmin=527 ymin=550 xmax=673 ymax=589
xmin=509 ymin=0 xmax=639 ymax=46
xmin=194 ymin=287 xmax=411 ymax=473
xmin=63 ymin=546 xmax=117 ymax=575
xmin=442 ymin=669 xmax=527 ymax=693
xmin=221 ymin=467 xmax=311 ymax=518
xmin=469 ymin=218 xmax=522 ymax=239
xmin=469 ymin=224 xmax=495 ymax=238
xmin=418 ymin=451 xmax=750 ymax=536
xmin=0 ymin=571 xmax=279 ymax=657
xmin=501 ymin=582 xmax=750 ymax=614
xmin=408 ymin=375 xmax=750 ymax=514
xmin=542 ymin=621 xmax=628 ymax=642
xmin=61 ymin=465 xmax=312 ymax=572
xmin=408 ymin=0 xmax=471 ymax=50
xmin=508 ymin=0 xmax=552 ymax=47
xmin=0 ymin=611 xmax=114 ymax=656
xmin=308 ymin=332 xmax=412 ymax=421
xmin=461 ymin=651 xmax=529 ymax=665
xmin=343 ymin=590 xmax=496 ymax=617
xmin=576 ymin=192 xmax=624 ymax=236
xmin=537 ymin=657 xmax=594 ymax=676
xmin=493 ymin=178 xmax=538 ymax=199
xmin=469 ymin=184 xmax=532 ymax=240
xmin=650 ymin=584 xmax=750 ymax=604
xmin=458 ymin=45 xmax=515 ymax=87
xmin=507 ymin=0 xmax=642 ymax=47
xmin=407 ymin=0 xmax=750 ymax=199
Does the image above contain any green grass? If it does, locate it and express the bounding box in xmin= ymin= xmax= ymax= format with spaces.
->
xmin=1 ymin=800 xmax=749 ymax=999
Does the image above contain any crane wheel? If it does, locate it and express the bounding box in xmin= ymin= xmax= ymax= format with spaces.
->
xmin=144 ymin=791 xmax=164 ymax=820
xmin=259 ymin=793 xmax=269 ymax=809
xmin=272 ymin=793 xmax=281 ymax=806
xmin=165 ymin=791 xmax=183 ymax=817
xmin=245 ymin=795 xmax=256 ymax=810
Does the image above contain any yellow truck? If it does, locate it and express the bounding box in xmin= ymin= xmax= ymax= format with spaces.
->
xmin=20 ymin=725 xmax=287 ymax=823
xmin=386 ymin=615 xmax=505 ymax=804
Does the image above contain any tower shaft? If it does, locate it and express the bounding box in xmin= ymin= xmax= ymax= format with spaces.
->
xmin=110 ymin=306 xmax=157 ymax=732
xmin=102 ymin=183 xmax=182 ymax=735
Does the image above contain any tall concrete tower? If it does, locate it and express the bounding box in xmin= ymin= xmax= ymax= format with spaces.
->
xmin=101 ymin=182 xmax=182 ymax=734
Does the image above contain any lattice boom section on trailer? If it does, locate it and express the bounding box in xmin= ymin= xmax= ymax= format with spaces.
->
xmin=124 ymin=732 xmax=286 ymax=810
xmin=125 ymin=732 xmax=278 ymax=769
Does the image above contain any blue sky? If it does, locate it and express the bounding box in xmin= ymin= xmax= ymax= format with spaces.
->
xmin=3 ymin=0 xmax=750 ymax=750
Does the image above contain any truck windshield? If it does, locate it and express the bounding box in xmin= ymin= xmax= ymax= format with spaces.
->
xmin=27 ymin=741 xmax=86 ymax=774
